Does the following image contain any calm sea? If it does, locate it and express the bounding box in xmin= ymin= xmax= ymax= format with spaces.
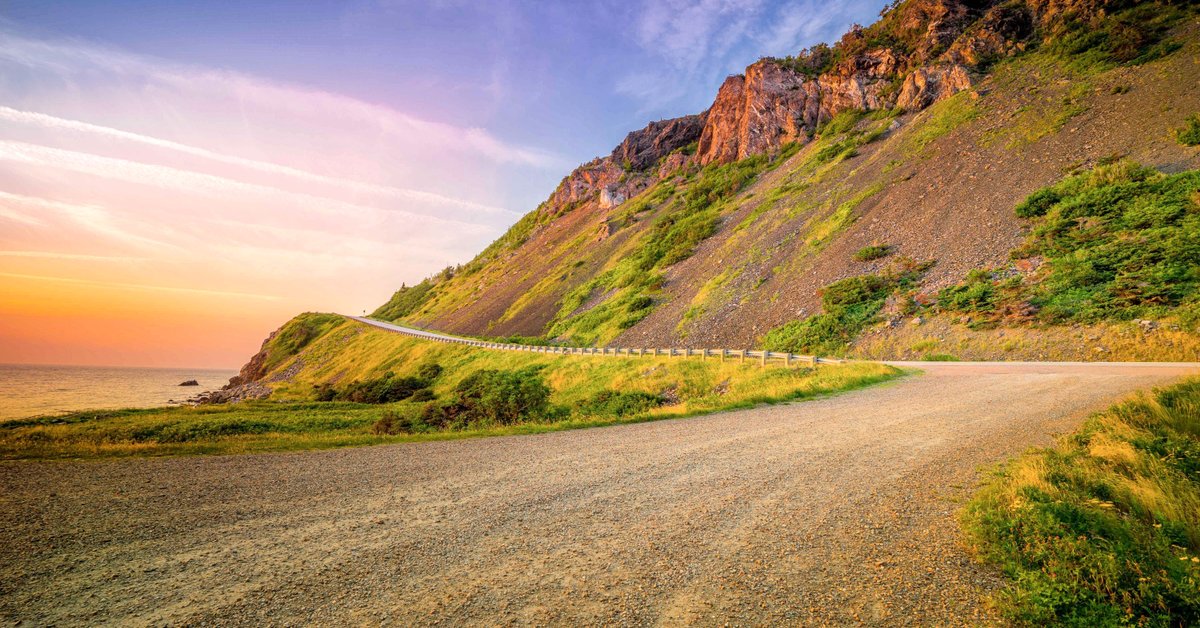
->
xmin=0 ymin=364 xmax=239 ymax=421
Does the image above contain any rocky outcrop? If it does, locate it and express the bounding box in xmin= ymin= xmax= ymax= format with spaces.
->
xmin=697 ymin=60 xmax=821 ymax=164
xmin=687 ymin=0 xmax=1090 ymax=164
xmin=224 ymin=328 xmax=278 ymax=388
xmin=190 ymin=382 xmax=272 ymax=405
xmin=541 ymin=113 xmax=706 ymax=218
xmin=816 ymin=48 xmax=904 ymax=119
xmin=178 ymin=379 xmax=199 ymax=387
xmin=945 ymin=2 xmax=1033 ymax=66
xmin=612 ymin=115 xmax=705 ymax=171
xmin=897 ymin=64 xmax=973 ymax=110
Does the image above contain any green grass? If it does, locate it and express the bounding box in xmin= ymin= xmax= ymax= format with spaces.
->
xmin=0 ymin=317 xmax=902 ymax=459
xmin=761 ymin=259 xmax=930 ymax=356
xmin=853 ymin=244 xmax=892 ymax=262
xmin=256 ymin=312 xmax=344 ymax=374
xmin=1178 ymin=114 xmax=1200 ymax=147
xmin=902 ymin=90 xmax=979 ymax=156
xmin=962 ymin=378 xmax=1200 ymax=626
xmin=545 ymin=152 xmax=782 ymax=345
xmin=371 ymin=280 xmax=434 ymax=321
xmin=805 ymin=182 xmax=886 ymax=249
xmin=939 ymin=161 xmax=1200 ymax=326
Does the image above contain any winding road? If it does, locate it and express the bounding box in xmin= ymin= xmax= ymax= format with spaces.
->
xmin=1 ymin=361 xmax=1197 ymax=626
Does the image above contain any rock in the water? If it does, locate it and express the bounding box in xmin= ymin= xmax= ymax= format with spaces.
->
xmin=178 ymin=380 xmax=200 ymax=387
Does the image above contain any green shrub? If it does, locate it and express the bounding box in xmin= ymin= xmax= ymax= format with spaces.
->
xmin=422 ymin=367 xmax=558 ymax=429
xmin=338 ymin=373 xmax=429 ymax=404
xmin=1043 ymin=2 xmax=1189 ymax=70
xmin=371 ymin=280 xmax=434 ymax=321
xmin=962 ymin=378 xmax=1200 ymax=625
xmin=938 ymin=270 xmax=1002 ymax=313
xmin=313 ymin=383 xmax=337 ymax=402
xmin=416 ymin=363 xmax=443 ymax=381
xmin=762 ymin=262 xmax=928 ymax=355
xmin=627 ymin=296 xmax=654 ymax=311
xmin=853 ymin=244 xmax=891 ymax=261
xmin=948 ymin=161 xmax=1200 ymax=325
xmin=1014 ymin=187 xmax=1062 ymax=218
xmin=579 ymin=390 xmax=663 ymax=418
xmin=372 ymin=409 xmax=426 ymax=435
xmin=1177 ymin=114 xmax=1200 ymax=147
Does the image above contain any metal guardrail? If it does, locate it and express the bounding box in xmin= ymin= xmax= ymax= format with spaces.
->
xmin=348 ymin=316 xmax=841 ymax=367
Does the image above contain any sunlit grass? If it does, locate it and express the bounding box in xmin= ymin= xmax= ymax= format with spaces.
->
xmin=0 ymin=319 xmax=901 ymax=459
xmin=962 ymin=378 xmax=1200 ymax=625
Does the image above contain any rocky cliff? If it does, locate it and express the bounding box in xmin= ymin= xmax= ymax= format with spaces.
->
xmin=365 ymin=0 xmax=1198 ymax=355
xmin=537 ymin=0 xmax=1046 ymax=215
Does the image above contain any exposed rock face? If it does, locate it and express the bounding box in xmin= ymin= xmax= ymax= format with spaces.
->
xmin=697 ymin=61 xmax=822 ymax=164
xmin=541 ymin=113 xmax=707 ymax=218
xmin=539 ymin=0 xmax=1055 ymax=200
xmin=690 ymin=0 xmax=1053 ymax=165
xmin=945 ymin=2 xmax=1034 ymax=66
xmin=612 ymin=115 xmax=705 ymax=171
xmin=224 ymin=328 xmax=278 ymax=388
xmin=816 ymin=48 xmax=903 ymax=119
xmin=897 ymin=64 xmax=974 ymax=110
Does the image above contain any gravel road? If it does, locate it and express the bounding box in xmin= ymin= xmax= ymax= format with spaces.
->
xmin=2 ymin=362 xmax=1196 ymax=626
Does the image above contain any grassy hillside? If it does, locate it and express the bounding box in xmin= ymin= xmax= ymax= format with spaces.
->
xmin=0 ymin=317 xmax=899 ymax=459
xmin=363 ymin=6 xmax=1199 ymax=360
xmin=963 ymin=378 xmax=1200 ymax=625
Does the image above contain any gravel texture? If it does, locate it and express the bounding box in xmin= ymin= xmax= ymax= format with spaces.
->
xmin=2 ymin=362 xmax=1197 ymax=626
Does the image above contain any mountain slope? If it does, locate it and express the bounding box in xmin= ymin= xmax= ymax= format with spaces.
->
xmin=369 ymin=0 xmax=1199 ymax=358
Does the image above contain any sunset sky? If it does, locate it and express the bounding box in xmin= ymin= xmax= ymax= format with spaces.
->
xmin=0 ymin=0 xmax=887 ymax=368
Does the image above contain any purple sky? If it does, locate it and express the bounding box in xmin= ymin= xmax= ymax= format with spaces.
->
xmin=0 ymin=0 xmax=888 ymax=367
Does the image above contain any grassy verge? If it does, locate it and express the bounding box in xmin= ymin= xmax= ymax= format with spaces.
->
xmin=0 ymin=318 xmax=901 ymax=460
xmin=962 ymin=378 xmax=1200 ymax=625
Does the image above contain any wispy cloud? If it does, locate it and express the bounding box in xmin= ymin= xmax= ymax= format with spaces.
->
xmin=0 ymin=190 xmax=175 ymax=250
xmin=0 ymin=30 xmax=565 ymax=171
xmin=0 ymin=140 xmax=496 ymax=232
xmin=0 ymin=106 xmax=518 ymax=216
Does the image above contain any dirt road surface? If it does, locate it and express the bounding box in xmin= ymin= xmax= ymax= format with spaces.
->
xmin=2 ymin=362 xmax=1196 ymax=626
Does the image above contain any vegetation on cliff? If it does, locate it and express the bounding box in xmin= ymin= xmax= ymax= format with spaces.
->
xmin=937 ymin=161 xmax=1200 ymax=329
xmin=963 ymin=378 xmax=1200 ymax=625
xmin=359 ymin=0 xmax=1198 ymax=358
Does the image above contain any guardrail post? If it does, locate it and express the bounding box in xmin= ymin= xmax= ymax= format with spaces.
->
xmin=739 ymin=350 xmax=746 ymax=363
xmin=761 ymin=351 xmax=767 ymax=367
xmin=785 ymin=353 xmax=792 ymax=367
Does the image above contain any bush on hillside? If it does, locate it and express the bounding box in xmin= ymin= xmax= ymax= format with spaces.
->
xmin=1177 ymin=114 xmax=1200 ymax=147
xmin=946 ymin=161 xmax=1200 ymax=324
xmin=853 ymin=244 xmax=892 ymax=261
xmin=313 ymin=362 xmax=444 ymax=404
xmin=339 ymin=373 xmax=429 ymax=404
xmin=762 ymin=261 xmax=930 ymax=355
xmin=421 ymin=367 xmax=558 ymax=429
xmin=579 ymin=390 xmax=664 ymax=419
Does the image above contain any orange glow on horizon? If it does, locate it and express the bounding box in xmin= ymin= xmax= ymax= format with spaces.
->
xmin=0 ymin=274 xmax=297 ymax=369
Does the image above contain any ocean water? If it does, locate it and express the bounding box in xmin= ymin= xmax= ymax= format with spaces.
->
xmin=0 ymin=364 xmax=239 ymax=421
